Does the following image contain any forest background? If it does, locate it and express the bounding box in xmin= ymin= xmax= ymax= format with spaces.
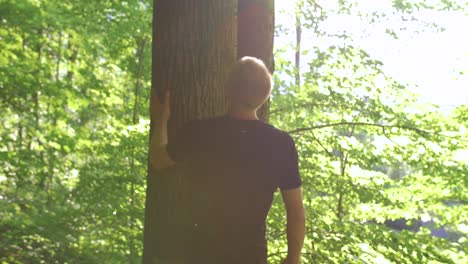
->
xmin=0 ymin=0 xmax=467 ymax=263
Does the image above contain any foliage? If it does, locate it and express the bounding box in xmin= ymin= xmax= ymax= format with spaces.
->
xmin=267 ymin=1 xmax=468 ymax=263
xmin=0 ymin=0 xmax=466 ymax=263
xmin=1 ymin=0 xmax=151 ymax=263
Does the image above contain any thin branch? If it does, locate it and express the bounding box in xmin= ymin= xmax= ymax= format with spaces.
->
xmin=289 ymin=122 xmax=468 ymax=145
xmin=309 ymin=130 xmax=334 ymax=157
xmin=288 ymin=122 xmax=431 ymax=135
xmin=381 ymin=127 xmax=405 ymax=149
xmin=271 ymin=103 xmax=388 ymax=122
xmin=267 ymin=251 xmax=288 ymax=259
xmin=270 ymin=102 xmax=333 ymax=115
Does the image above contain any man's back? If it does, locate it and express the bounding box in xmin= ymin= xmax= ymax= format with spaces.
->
xmin=167 ymin=115 xmax=301 ymax=263
xmin=150 ymin=57 xmax=305 ymax=264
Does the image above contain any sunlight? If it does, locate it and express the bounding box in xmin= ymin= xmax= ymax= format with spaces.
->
xmin=275 ymin=0 xmax=468 ymax=110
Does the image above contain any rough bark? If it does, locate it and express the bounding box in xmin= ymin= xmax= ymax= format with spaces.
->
xmin=237 ymin=0 xmax=275 ymax=122
xmin=143 ymin=1 xmax=237 ymax=263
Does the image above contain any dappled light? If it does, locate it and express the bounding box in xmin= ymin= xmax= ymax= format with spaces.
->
xmin=1 ymin=0 xmax=466 ymax=263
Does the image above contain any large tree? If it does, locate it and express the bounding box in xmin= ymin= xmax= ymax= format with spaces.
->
xmin=143 ymin=1 xmax=237 ymax=263
xmin=143 ymin=0 xmax=275 ymax=263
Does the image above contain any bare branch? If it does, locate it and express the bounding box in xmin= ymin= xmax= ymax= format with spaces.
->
xmin=288 ymin=122 xmax=431 ymax=135
xmin=309 ymin=130 xmax=334 ymax=157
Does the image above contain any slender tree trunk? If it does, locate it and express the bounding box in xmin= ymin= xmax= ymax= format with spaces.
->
xmin=56 ymin=32 xmax=62 ymax=81
xmin=237 ymin=0 xmax=275 ymax=122
xmin=295 ymin=9 xmax=302 ymax=87
xmin=143 ymin=1 xmax=236 ymax=263
xmin=129 ymin=37 xmax=147 ymax=264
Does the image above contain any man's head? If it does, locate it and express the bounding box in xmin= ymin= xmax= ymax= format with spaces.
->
xmin=226 ymin=56 xmax=272 ymax=111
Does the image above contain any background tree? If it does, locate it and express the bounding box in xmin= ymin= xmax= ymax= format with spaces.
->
xmin=238 ymin=0 xmax=275 ymax=121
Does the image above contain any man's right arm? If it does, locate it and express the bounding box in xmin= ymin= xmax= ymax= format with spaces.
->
xmin=281 ymin=187 xmax=306 ymax=264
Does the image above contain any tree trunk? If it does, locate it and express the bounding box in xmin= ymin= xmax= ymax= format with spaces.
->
xmin=143 ymin=1 xmax=237 ymax=263
xmin=237 ymin=0 xmax=275 ymax=122
xmin=295 ymin=8 xmax=302 ymax=87
xmin=130 ymin=37 xmax=147 ymax=264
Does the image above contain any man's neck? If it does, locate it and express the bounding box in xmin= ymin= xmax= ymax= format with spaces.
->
xmin=227 ymin=108 xmax=258 ymax=120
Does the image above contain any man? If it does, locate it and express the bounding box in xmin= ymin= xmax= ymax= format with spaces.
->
xmin=151 ymin=57 xmax=305 ymax=264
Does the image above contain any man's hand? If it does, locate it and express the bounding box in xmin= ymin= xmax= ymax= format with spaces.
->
xmin=152 ymin=90 xmax=171 ymax=124
xmin=160 ymin=90 xmax=171 ymax=123
xmin=150 ymin=90 xmax=175 ymax=170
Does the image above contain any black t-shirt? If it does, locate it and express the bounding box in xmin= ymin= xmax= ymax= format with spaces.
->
xmin=167 ymin=115 xmax=301 ymax=262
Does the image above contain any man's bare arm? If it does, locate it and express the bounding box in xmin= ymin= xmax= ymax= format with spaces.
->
xmin=281 ymin=187 xmax=306 ymax=264
xmin=149 ymin=91 xmax=175 ymax=170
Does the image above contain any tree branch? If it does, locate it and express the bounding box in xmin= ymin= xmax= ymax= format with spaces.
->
xmin=309 ymin=130 xmax=334 ymax=157
xmin=288 ymin=122 xmax=431 ymax=136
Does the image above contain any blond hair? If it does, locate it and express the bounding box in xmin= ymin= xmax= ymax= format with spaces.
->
xmin=226 ymin=56 xmax=272 ymax=110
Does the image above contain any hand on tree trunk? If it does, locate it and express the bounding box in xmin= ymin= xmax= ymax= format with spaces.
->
xmin=152 ymin=90 xmax=171 ymax=124
xmin=149 ymin=90 xmax=174 ymax=170
xmin=161 ymin=90 xmax=171 ymax=123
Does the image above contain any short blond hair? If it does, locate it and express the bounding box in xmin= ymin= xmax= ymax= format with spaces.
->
xmin=226 ymin=56 xmax=272 ymax=110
